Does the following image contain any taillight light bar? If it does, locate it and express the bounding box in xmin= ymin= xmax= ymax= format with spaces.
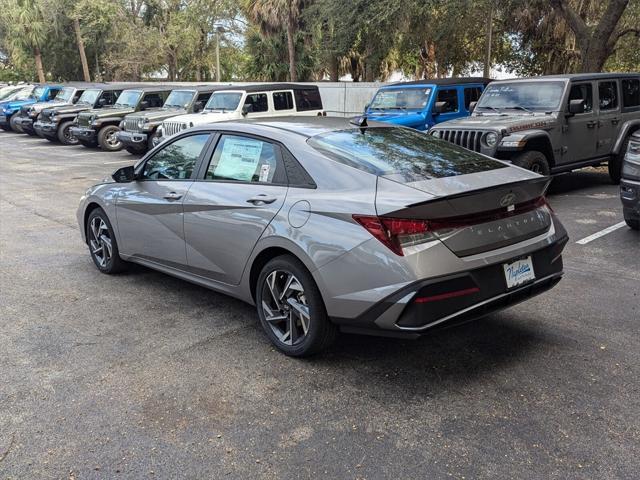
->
xmin=353 ymin=196 xmax=549 ymax=256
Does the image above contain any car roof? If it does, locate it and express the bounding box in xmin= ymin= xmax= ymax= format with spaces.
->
xmin=170 ymin=85 xmax=231 ymax=93
xmin=389 ymin=77 xmax=492 ymax=87
xmin=189 ymin=116 xmax=393 ymax=139
xmin=214 ymin=83 xmax=320 ymax=93
xmin=490 ymin=73 xmax=640 ymax=83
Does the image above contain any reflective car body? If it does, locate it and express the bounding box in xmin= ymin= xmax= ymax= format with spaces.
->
xmin=621 ymin=131 xmax=640 ymax=229
xmin=78 ymin=117 xmax=568 ymax=340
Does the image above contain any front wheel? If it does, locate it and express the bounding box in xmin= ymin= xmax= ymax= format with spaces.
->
xmin=98 ymin=125 xmax=123 ymax=152
xmin=256 ymin=255 xmax=336 ymax=356
xmin=9 ymin=115 xmax=23 ymax=133
xmin=58 ymin=121 xmax=79 ymax=145
xmin=86 ymin=208 xmax=127 ymax=274
xmin=512 ymin=150 xmax=551 ymax=176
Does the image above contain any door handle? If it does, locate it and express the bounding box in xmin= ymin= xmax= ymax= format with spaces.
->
xmin=586 ymin=121 xmax=597 ymax=129
xmin=164 ymin=192 xmax=182 ymax=200
xmin=246 ymin=194 xmax=277 ymax=205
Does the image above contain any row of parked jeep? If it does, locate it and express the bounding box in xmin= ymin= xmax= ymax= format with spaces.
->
xmin=1 ymin=74 xmax=638 ymax=229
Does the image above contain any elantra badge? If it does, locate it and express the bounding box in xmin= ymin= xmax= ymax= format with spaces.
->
xmin=500 ymin=192 xmax=517 ymax=208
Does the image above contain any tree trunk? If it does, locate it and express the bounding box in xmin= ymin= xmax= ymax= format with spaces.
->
xmin=34 ymin=46 xmax=45 ymax=83
xmin=286 ymin=19 xmax=297 ymax=81
xmin=550 ymin=0 xmax=634 ymax=73
xmin=73 ymin=19 xmax=91 ymax=82
xmin=328 ymin=57 xmax=339 ymax=81
xmin=483 ymin=3 xmax=493 ymax=78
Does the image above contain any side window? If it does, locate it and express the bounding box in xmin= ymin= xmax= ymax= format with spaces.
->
xmin=273 ymin=91 xmax=294 ymax=110
xmin=205 ymin=135 xmax=284 ymax=184
xmin=464 ymin=87 xmax=482 ymax=109
xmin=143 ymin=93 xmax=164 ymax=108
xmin=243 ymin=93 xmax=268 ymax=113
xmin=568 ymin=83 xmax=593 ymax=113
xmin=598 ymin=81 xmax=618 ymax=111
xmin=622 ymin=79 xmax=640 ymax=108
xmin=72 ymin=90 xmax=83 ymax=103
xmin=293 ymin=88 xmax=322 ymax=111
xmin=197 ymin=92 xmax=212 ymax=103
xmin=47 ymin=89 xmax=58 ymax=100
xmin=436 ymin=88 xmax=459 ymax=113
xmin=141 ymin=134 xmax=210 ymax=180
xmin=100 ymin=91 xmax=117 ymax=106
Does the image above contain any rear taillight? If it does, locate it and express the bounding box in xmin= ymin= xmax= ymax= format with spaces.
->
xmin=353 ymin=215 xmax=434 ymax=256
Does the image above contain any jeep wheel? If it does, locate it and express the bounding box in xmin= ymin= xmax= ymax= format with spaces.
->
xmin=9 ymin=115 xmax=23 ymax=133
xmin=98 ymin=125 xmax=123 ymax=152
xmin=125 ymin=145 xmax=146 ymax=155
xmin=609 ymin=136 xmax=630 ymax=185
xmin=512 ymin=150 xmax=550 ymax=176
xmin=57 ymin=121 xmax=79 ymax=145
xmin=625 ymin=215 xmax=640 ymax=231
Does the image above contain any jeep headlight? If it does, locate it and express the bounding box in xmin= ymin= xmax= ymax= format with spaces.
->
xmin=430 ymin=130 xmax=440 ymax=138
xmin=137 ymin=118 xmax=145 ymax=129
xmin=484 ymin=132 xmax=498 ymax=147
xmin=29 ymin=108 xmax=38 ymax=117
xmin=181 ymin=123 xmax=188 ymax=130
xmin=189 ymin=121 xmax=194 ymax=128
xmin=89 ymin=114 xmax=97 ymax=124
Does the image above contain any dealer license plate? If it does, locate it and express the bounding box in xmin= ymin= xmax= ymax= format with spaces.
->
xmin=503 ymin=256 xmax=535 ymax=289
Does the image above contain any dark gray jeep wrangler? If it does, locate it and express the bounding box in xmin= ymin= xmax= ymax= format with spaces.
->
xmin=429 ymin=73 xmax=640 ymax=184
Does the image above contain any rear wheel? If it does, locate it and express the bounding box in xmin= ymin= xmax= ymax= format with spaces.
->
xmin=256 ymin=255 xmax=336 ymax=357
xmin=57 ymin=121 xmax=79 ymax=145
xmin=98 ymin=125 xmax=123 ymax=152
xmin=512 ymin=150 xmax=551 ymax=176
xmin=9 ymin=115 xmax=23 ymax=133
xmin=609 ymin=136 xmax=630 ymax=185
xmin=625 ymin=216 xmax=640 ymax=231
xmin=86 ymin=208 xmax=127 ymax=274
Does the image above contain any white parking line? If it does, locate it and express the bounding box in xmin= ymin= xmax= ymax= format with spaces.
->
xmin=576 ymin=221 xmax=627 ymax=245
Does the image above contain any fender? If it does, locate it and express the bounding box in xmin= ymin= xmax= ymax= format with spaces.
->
xmin=498 ymin=129 xmax=556 ymax=163
xmin=95 ymin=116 xmax=126 ymax=126
xmin=613 ymin=119 xmax=640 ymax=155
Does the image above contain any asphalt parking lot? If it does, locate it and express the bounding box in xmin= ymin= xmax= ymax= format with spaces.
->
xmin=1 ymin=131 xmax=638 ymax=479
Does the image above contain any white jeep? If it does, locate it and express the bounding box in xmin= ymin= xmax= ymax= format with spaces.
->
xmin=157 ymin=84 xmax=325 ymax=143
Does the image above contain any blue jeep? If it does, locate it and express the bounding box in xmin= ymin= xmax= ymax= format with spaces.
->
xmin=0 ymin=84 xmax=63 ymax=132
xmin=364 ymin=78 xmax=491 ymax=131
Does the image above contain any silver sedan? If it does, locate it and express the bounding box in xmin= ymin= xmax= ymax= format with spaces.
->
xmin=77 ymin=117 xmax=568 ymax=356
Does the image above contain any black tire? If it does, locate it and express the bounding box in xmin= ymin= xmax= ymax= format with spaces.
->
xmin=78 ymin=138 xmax=98 ymax=148
xmin=0 ymin=125 xmax=10 ymax=132
xmin=97 ymin=125 xmax=123 ymax=152
xmin=625 ymin=216 xmax=640 ymax=231
xmin=57 ymin=120 xmax=79 ymax=145
xmin=255 ymin=255 xmax=337 ymax=357
xmin=9 ymin=115 xmax=23 ymax=133
xmin=512 ymin=150 xmax=551 ymax=176
xmin=609 ymin=136 xmax=629 ymax=185
xmin=86 ymin=208 xmax=127 ymax=274
xmin=44 ymin=135 xmax=57 ymax=143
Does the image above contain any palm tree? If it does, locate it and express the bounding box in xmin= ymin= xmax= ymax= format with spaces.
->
xmin=5 ymin=0 xmax=49 ymax=82
xmin=247 ymin=0 xmax=304 ymax=81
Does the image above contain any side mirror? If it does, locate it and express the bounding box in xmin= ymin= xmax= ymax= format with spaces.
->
xmin=242 ymin=104 xmax=252 ymax=116
xmin=112 ymin=165 xmax=136 ymax=183
xmin=139 ymin=101 xmax=149 ymax=111
xmin=433 ymin=101 xmax=447 ymax=114
xmin=568 ymin=99 xmax=585 ymax=116
xmin=468 ymin=101 xmax=477 ymax=113
xmin=98 ymin=98 xmax=107 ymax=107
xmin=193 ymin=101 xmax=204 ymax=113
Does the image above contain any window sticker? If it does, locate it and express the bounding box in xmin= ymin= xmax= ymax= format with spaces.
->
xmin=215 ymin=137 xmax=263 ymax=181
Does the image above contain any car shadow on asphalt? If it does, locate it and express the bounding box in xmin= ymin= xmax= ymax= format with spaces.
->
xmin=547 ymin=167 xmax=613 ymax=195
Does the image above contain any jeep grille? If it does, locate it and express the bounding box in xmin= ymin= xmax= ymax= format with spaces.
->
xmin=163 ymin=121 xmax=184 ymax=137
xmin=124 ymin=117 xmax=141 ymax=133
xmin=437 ymin=129 xmax=483 ymax=152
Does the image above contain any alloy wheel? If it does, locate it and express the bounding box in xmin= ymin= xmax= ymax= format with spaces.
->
xmin=89 ymin=217 xmax=112 ymax=268
xmin=63 ymin=126 xmax=77 ymax=143
xmin=261 ymin=270 xmax=310 ymax=346
xmin=106 ymin=130 xmax=121 ymax=148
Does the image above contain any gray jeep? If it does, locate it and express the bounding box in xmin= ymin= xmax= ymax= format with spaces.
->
xmin=429 ymin=73 xmax=640 ymax=184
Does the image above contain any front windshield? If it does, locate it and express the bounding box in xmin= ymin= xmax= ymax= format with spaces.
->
xmin=30 ymin=86 xmax=45 ymax=99
xmin=0 ymin=86 xmax=24 ymax=101
xmin=78 ymin=88 xmax=101 ymax=105
xmin=477 ymin=81 xmax=565 ymax=111
xmin=369 ymin=87 xmax=432 ymax=111
xmin=114 ymin=90 xmax=142 ymax=108
xmin=9 ymin=86 xmax=35 ymax=101
xmin=164 ymin=90 xmax=195 ymax=108
xmin=206 ymin=92 xmax=242 ymax=111
xmin=54 ymin=87 xmax=74 ymax=102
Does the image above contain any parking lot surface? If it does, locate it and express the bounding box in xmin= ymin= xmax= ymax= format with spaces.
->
xmin=1 ymin=131 xmax=638 ymax=479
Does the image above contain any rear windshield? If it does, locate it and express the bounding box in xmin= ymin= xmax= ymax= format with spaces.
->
xmin=308 ymin=127 xmax=506 ymax=180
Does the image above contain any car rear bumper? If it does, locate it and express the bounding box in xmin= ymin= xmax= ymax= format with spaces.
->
xmin=331 ymin=234 xmax=568 ymax=336
xmin=116 ymin=130 xmax=148 ymax=147
xmin=70 ymin=126 xmax=97 ymax=141
xmin=621 ymin=178 xmax=640 ymax=220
